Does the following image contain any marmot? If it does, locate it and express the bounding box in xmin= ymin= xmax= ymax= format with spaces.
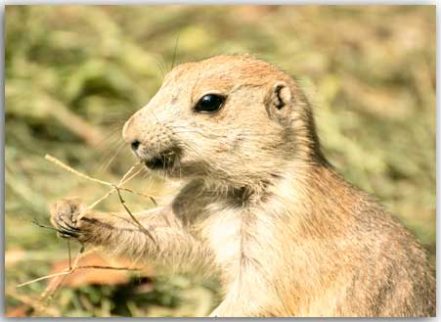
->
xmin=50 ymin=54 xmax=435 ymax=317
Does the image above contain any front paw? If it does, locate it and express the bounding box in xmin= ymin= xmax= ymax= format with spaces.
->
xmin=49 ymin=198 xmax=88 ymax=241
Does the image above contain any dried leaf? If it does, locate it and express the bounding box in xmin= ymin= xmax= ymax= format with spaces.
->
xmin=49 ymin=252 xmax=154 ymax=288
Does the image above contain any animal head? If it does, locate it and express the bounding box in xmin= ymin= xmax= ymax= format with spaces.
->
xmin=122 ymin=54 xmax=323 ymax=187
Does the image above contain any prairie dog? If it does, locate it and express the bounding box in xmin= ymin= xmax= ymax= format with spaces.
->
xmin=50 ymin=54 xmax=435 ymax=317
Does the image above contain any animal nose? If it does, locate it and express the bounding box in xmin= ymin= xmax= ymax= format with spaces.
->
xmin=122 ymin=114 xmax=139 ymax=145
xmin=131 ymin=140 xmax=141 ymax=151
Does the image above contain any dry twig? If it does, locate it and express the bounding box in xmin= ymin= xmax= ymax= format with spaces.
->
xmin=43 ymin=154 xmax=157 ymax=241
xmin=15 ymin=154 xmax=157 ymax=313
xmin=44 ymin=154 xmax=157 ymax=213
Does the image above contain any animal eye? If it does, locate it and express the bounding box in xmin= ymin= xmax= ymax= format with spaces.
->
xmin=194 ymin=94 xmax=226 ymax=113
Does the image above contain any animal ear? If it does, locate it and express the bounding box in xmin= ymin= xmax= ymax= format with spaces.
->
xmin=264 ymin=81 xmax=293 ymax=123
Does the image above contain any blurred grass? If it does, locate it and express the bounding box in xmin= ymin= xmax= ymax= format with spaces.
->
xmin=5 ymin=5 xmax=435 ymax=317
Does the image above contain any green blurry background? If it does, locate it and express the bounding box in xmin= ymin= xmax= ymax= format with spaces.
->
xmin=5 ymin=5 xmax=435 ymax=317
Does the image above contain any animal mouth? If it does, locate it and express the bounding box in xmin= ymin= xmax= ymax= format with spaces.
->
xmin=144 ymin=149 xmax=179 ymax=170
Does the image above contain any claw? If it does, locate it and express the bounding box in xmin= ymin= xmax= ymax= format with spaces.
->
xmin=58 ymin=232 xmax=75 ymax=239
xmin=57 ymin=225 xmax=80 ymax=238
xmin=59 ymin=217 xmax=80 ymax=231
xmin=57 ymin=229 xmax=79 ymax=239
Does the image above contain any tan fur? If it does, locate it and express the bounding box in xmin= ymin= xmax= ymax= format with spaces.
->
xmin=50 ymin=54 xmax=435 ymax=317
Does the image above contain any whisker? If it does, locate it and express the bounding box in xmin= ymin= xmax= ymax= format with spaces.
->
xmin=170 ymin=33 xmax=181 ymax=71
xmin=91 ymin=128 xmax=121 ymax=153
xmin=97 ymin=141 xmax=127 ymax=173
xmin=96 ymin=136 xmax=125 ymax=167
xmin=152 ymin=55 xmax=168 ymax=79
